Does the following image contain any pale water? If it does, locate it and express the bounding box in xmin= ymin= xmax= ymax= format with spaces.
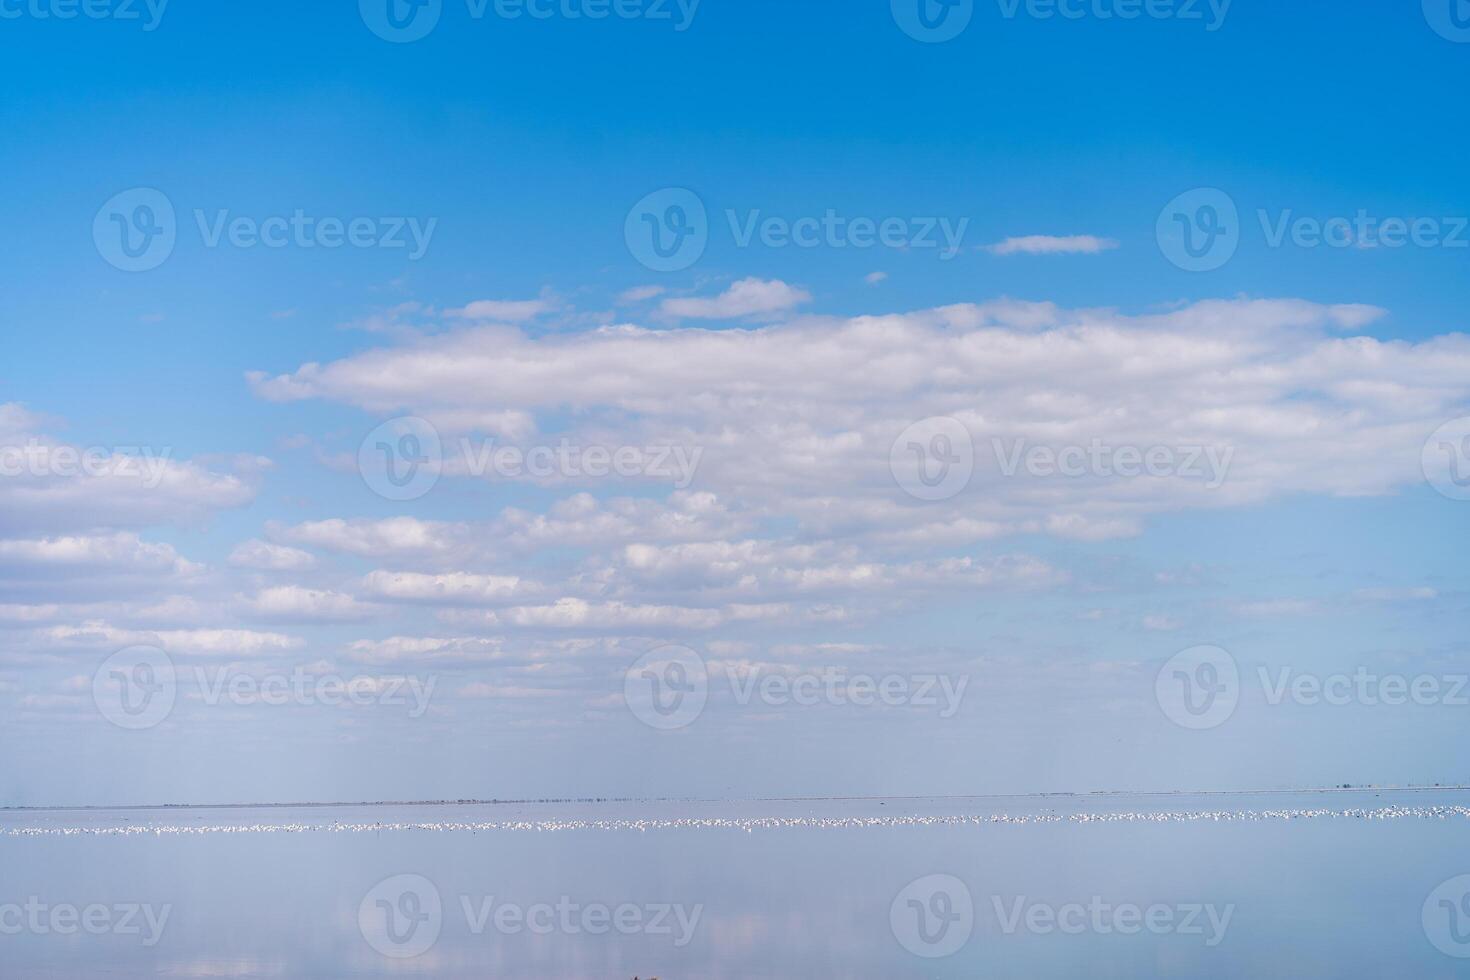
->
xmin=3 ymin=790 xmax=1469 ymax=978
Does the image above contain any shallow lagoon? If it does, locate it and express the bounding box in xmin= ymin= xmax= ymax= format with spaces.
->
xmin=3 ymin=789 xmax=1469 ymax=978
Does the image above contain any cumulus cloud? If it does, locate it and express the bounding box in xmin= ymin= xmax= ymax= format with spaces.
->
xmin=229 ymin=539 xmax=317 ymax=572
xmin=0 ymin=405 xmax=260 ymax=535
xmin=447 ymin=297 xmax=558 ymax=321
xmin=245 ymin=296 xmax=1469 ymax=549
xmin=658 ymin=278 xmax=811 ymax=319
xmin=984 ymin=235 xmax=1120 ymax=256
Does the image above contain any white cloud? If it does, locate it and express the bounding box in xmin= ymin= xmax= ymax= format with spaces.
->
xmin=864 ymin=272 xmax=888 ymax=285
xmin=658 ymin=278 xmax=811 ymax=319
xmin=985 ymin=235 xmax=1120 ymax=256
xmin=229 ymin=539 xmax=317 ymax=571
xmin=36 ymin=622 xmax=302 ymax=657
xmin=618 ymin=285 xmax=666 ymax=303
xmin=360 ymin=571 xmax=537 ymax=605
xmin=245 ymin=296 xmax=1470 ymax=553
xmin=0 ymin=405 xmax=260 ymax=535
xmin=448 ymin=297 xmax=558 ymax=321
xmin=273 ymin=518 xmax=464 ymax=561
xmin=238 ymin=586 xmax=376 ymax=622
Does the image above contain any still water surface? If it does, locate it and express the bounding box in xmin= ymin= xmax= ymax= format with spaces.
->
xmin=2 ymin=790 xmax=1468 ymax=978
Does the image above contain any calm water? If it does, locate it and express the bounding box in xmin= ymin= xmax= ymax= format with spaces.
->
xmin=3 ymin=790 xmax=1469 ymax=978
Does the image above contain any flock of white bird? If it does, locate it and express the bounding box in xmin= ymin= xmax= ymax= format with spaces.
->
xmin=5 ymin=804 xmax=1469 ymax=837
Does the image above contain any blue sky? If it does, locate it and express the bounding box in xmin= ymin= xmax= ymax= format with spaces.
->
xmin=1 ymin=0 xmax=1468 ymax=806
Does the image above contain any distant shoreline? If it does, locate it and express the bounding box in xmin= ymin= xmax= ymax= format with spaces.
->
xmin=5 ymin=784 xmax=1468 ymax=814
